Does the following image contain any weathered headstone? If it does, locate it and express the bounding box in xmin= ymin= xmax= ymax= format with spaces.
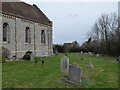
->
xmin=60 ymin=56 xmax=69 ymax=75
xmin=80 ymin=51 xmax=83 ymax=54
xmin=87 ymin=63 xmax=94 ymax=68
xmin=84 ymin=53 xmax=88 ymax=55
xmin=96 ymin=54 xmax=100 ymax=57
xmin=88 ymin=52 xmax=93 ymax=56
xmin=103 ymin=58 xmax=109 ymax=61
xmin=67 ymin=64 xmax=82 ymax=85
xmin=86 ymin=56 xmax=94 ymax=68
xmin=30 ymin=54 xmax=35 ymax=61
xmin=55 ymin=50 xmax=59 ymax=56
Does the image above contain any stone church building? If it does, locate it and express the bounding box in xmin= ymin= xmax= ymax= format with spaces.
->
xmin=0 ymin=1 xmax=53 ymax=58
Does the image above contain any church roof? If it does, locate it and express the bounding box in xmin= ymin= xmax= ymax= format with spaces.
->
xmin=0 ymin=1 xmax=52 ymax=26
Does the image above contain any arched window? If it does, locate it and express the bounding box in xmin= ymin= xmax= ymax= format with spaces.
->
xmin=3 ymin=23 xmax=10 ymax=42
xmin=41 ymin=30 xmax=45 ymax=44
xmin=25 ymin=27 xmax=31 ymax=43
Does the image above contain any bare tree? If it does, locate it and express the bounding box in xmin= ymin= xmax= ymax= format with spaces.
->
xmin=87 ymin=12 xmax=119 ymax=55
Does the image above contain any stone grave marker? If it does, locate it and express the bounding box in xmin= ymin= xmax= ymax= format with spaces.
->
xmin=55 ymin=50 xmax=59 ymax=56
xmin=86 ymin=55 xmax=94 ymax=68
xmin=60 ymin=56 xmax=69 ymax=75
xmin=103 ymin=58 xmax=109 ymax=61
xmin=80 ymin=51 xmax=83 ymax=54
xmin=30 ymin=54 xmax=35 ymax=61
xmin=88 ymin=52 xmax=93 ymax=57
xmin=84 ymin=53 xmax=88 ymax=55
xmin=96 ymin=54 xmax=100 ymax=57
xmin=67 ymin=64 xmax=82 ymax=85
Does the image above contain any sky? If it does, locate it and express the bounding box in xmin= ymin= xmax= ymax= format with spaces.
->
xmin=21 ymin=0 xmax=118 ymax=45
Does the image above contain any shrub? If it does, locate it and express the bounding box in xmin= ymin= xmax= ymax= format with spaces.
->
xmin=0 ymin=57 xmax=1 ymax=63
xmin=34 ymin=56 xmax=41 ymax=61
xmin=2 ymin=56 xmax=6 ymax=63
xmin=22 ymin=51 xmax=32 ymax=60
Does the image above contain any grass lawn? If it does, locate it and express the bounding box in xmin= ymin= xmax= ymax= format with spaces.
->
xmin=0 ymin=56 xmax=2 ymax=89
xmin=2 ymin=53 xmax=118 ymax=88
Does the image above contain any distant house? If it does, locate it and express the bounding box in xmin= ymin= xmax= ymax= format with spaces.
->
xmin=0 ymin=1 xmax=53 ymax=58
xmin=64 ymin=41 xmax=79 ymax=48
xmin=64 ymin=43 xmax=74 ymax=48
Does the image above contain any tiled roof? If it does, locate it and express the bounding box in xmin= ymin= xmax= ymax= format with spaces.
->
xmin=0 ymin=1 xmax=52 ymax=26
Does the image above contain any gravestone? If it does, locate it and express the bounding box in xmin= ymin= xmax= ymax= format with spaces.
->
xmin=60 ymin=56 xmax=69 ymax=75
xmin=103 ymin=58 xmax=109 ymax=61
xmin=96 ymin=54 xmax=100 ymax=57
xmin=88 ymin=52 xmax=93 ymax=57
xmin=55 ymin=50 xmax=59 ymax=56
xmin=86 ymin=56 xmax=94 ymax=68
xmin=67 ymin=64 xmax=82 ymax=85
xmin=84 ymin=53 xmax=88 ymax=55
xmin=80 ymin=51 xmax=83 ymax=54
xmin=30 ymin=54 xmax=35 ymax=61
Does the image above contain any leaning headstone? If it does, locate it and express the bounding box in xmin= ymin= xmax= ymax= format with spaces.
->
xmin=67 ymin=64 xmax=82 ymax=85
xmin=30 ymin=54 xmax=35 ymax=61
xmin=60 ymin=56 xmax=69 ymax=75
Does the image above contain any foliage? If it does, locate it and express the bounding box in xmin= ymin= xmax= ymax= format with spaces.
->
xmin=0 ymin=56 xmax=6 ymax=63
xmin=34 ymin=56 xmax=41 ymax=61
xmin=69 ymin=46 xmax=86 ymax=52
xmin=53 ymin=44 xmax=65 ymax=53
xmin=2 ymin=56 xmax=6 ymax=63
xmin=22 ymin=51 xmax=32 ymax=60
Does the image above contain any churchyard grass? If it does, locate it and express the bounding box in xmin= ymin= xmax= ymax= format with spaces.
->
xmin=0 ymin=56 xmax=2 ymax=89
xmin=2 ymin=53 xmax=118 ymax=88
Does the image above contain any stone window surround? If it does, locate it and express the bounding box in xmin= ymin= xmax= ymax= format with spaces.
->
xmin=25 ymin=27 xmax=31 ymax=44
xmin=2 ymin=14 xmax=49 ymax=45
xmin=3 ymin=22 xmax=10 ymax=43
